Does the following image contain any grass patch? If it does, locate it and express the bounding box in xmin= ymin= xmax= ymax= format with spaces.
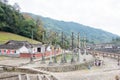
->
xmin=0 ymin=31 xmax=40 ymax=44
xmin=52 ymin=53 xmax=73 ymax=62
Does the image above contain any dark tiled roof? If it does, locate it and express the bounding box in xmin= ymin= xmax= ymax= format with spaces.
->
xmin=32 ymin=43 xmax=42 ymax=47
xmin=0 ymin=40 xmax=32 ymax=49
xmin=0 ymin=44 xmax=22 ymax=49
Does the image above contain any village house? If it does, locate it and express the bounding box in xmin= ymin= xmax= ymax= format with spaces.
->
xmin=0 ymin=40 xmax=43 ymax=58
xmin=0 ymin=40 xmax=30 ymax=57
xmin=0 ymin=40 xmax=61 ymax=58
xmin=94 ymin=43 xmax=114 ymax=50
xmin=94 ymin=43 xmax=120 ymax=53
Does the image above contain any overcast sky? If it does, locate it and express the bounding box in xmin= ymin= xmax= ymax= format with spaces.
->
xmin=9 ymin=0 xmax=120 ymax=36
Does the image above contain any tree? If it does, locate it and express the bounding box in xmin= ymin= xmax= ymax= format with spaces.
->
xmin=0 ymin=1 xmax=46 ymax=43
xmin=13 ymin=3 xmax=20 ymax=11
xmin=35 ymin=18 xmax=45 ymax=42
xmin=0 ymin=0 xmax=8 ymax=4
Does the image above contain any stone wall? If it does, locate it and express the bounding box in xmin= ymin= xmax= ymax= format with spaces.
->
xmin=36 ymin=60 xmax=94 ymax=72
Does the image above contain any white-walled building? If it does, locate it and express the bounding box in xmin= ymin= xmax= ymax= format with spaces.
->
xmin=0 ymin=40 xmax=42 ymax=57
xmin=0 ymin=40 xmax=61 ymax=58
xmin=0 ymin=40 xmax=32 ymax=57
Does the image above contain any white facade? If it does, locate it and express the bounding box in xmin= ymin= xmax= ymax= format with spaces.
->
xmin=46 ymin=45 xmax=51 ymax=52
xmin=32 ymin=47 xmax=37 ymax=53
xmin=17 ymin=46 xmax=29 ymax=54
xmin=41 ymin=45 xmax=45 ymax=53
xmin=32 ymin=45 xmax=46 ymax=53
xmin=104 ymin=44 xmax=113 ymax=49
xmin=0 ymin=45 xmax=30 ymax=55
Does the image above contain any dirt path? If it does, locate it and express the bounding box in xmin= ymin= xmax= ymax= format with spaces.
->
xmin=52 ymin=58 xmax=120 ymax=80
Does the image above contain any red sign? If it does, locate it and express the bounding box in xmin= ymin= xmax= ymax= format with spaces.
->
xmin=6 ymin=50 xmax=10 ymax=54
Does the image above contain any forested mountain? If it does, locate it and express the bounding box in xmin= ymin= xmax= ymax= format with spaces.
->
xmin=24 ymin=12 xmax=119 ymax=43
xmin=0 ymin=0 xmax=119 ymax=46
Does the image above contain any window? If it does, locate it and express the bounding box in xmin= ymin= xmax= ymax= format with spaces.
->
xmin=4 ymin=50 xmax=6 ymax=53
xmin=14 ymin=50 xmax=16 ymax=54
xmin=37 ymin=48 xmax=41 ymax=52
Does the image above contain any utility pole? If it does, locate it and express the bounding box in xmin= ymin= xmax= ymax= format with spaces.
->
xmin=71 ymin=32 xmax=75 ymax=63
xmin=77 ymin=32 xmax=81 ymax=63
xmin=42 ymin=31 xmax=45 ymax=43
xmin=61 ymin=32 xmax=66 ymax=63
xmin=53 ymin=32 xmax=57 ymax=63
xmin=81 ymin=37 xmax=84 ymax=52
xmin=49 ymin=42 xmax=53 ymax=65
xmin=48 ymin=31 xmax=53 ymax=65
xmin=63 ymin=34 xmax=67 ymax=63
xmin=84 ymin=36 xmax=87 ymax=55
xmin=30 ymin=30 xmax=33 ymax=63
xmin=82 ymin=36 xmax=87 ymax=62
xmin=31 ymin=30 xmax=33 ymax=42
xmin=41 ymin=31 xmax=45 ymax=63
xmin=61 ymin=32 xmax=64 ymax=63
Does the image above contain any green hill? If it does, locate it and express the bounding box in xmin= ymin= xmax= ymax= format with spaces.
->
xmin=0 ymin=1 xmax=44 ymax=42
xmin=0 ymin=31 xmax=40 ymax=44
xmin=24 ymin=12 xmax=119 ymax=43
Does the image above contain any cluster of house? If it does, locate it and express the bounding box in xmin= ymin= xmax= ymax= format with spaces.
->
xmin=94 ymin=43 xmax=120 ymax=49
xmin=91 ymin=43 xmax=120 ymax=53
xmin=0 ymin=40 xmax=61 ymax=58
